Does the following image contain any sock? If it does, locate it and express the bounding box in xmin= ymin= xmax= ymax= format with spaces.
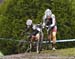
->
xmin=52 ymin=43 xmax=56 ymax=48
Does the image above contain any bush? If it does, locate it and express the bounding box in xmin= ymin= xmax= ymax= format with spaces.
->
xmin=0 ymin=0 xmax=75 ymax=55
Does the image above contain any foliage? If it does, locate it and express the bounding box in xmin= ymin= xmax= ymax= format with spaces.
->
xmin=0 ymin=0 xmax=75 ymax=55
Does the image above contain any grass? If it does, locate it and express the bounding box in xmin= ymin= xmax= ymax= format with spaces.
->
xmin=0 ymin=51 xmax=4 ymax=57
xmin=41 ymin=48 xmax=75 ymax=56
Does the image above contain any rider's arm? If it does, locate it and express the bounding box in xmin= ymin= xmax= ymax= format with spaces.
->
xmin=50 ymin=14 xmax=56 ymax=27
xmin=25 ymin=25 xmax=30 ymax=32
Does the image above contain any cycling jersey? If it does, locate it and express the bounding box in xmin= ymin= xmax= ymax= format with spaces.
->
xmin=43 ymin=14 xmax=57 ymax=32
xmin=43 ymin=14 xmax=56 ymax=27
xmin=32 ymin=24 xmax=41 ymax=36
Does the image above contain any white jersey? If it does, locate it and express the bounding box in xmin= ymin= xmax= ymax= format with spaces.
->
xmin=43 ymin=14 xmax=56 ymax=28
xmin=32 ymin=24 xmax=41 ymax=32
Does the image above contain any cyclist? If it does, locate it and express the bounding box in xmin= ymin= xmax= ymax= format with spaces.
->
xmin=26 ymin=19 xmax=41 ymax=41
xmin=42 ymin=9 xmax=57 ymax=50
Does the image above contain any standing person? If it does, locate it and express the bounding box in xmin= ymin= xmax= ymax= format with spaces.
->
xmin=42 ymin=9 xmax=57 ymax=50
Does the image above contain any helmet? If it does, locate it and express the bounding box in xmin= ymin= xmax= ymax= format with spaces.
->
xmin=45 ymin=9 xmax=52 ymax=16
xmin=45 ymin=9 xmax=50 ymax=13
xmin=26 ymin=19 xmax=32 ymax=26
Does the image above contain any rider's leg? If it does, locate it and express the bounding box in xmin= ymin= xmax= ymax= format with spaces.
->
xmin=30 ymin=35 xmax=33 ymax=51
xmin=52 ymin=32 xmax=56 ymax=49
xmin=36 ymin=33 xmax=40 ymax=40
xmin=52 ymin=26 xmax=57 ymax=50
xmin=36 ymin=33 xmax=40 ymax=53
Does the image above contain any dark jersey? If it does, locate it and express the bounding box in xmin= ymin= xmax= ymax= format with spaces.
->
xmin=26 ymin=24 xmax=41 ymax=36
xmin=45 ymin=18 xmax=53 ymax=26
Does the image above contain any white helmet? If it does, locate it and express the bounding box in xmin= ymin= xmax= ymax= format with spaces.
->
xmin=45 ymin=9 xmax=52 ymax=16
xmin=26 ymin=19 xmax=32 ymax=26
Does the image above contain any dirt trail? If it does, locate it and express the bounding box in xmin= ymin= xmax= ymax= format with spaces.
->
xmin=0 ymin=53 xmax=75 ymax=59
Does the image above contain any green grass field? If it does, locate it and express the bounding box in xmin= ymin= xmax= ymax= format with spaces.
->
xmin=41 ymin=48 xmax=75 ymax=56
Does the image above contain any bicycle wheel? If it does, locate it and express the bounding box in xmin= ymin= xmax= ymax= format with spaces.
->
xmin=36 ymin=31 xmax=44 ymax=53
